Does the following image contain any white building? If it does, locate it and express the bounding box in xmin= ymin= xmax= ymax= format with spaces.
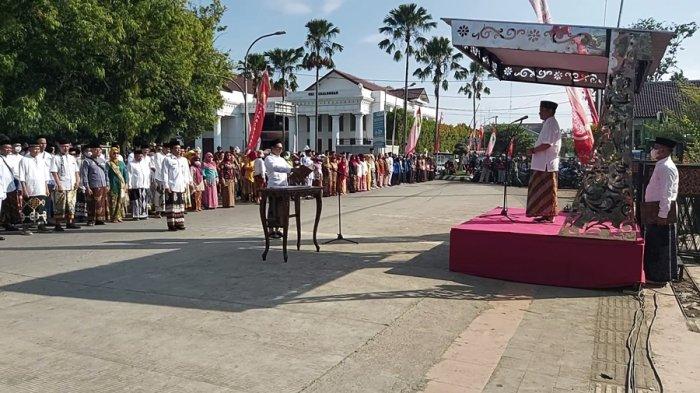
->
xmin=197 ymin=70 xmax=434 ymax=153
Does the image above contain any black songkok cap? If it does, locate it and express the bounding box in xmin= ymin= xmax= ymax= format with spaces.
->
xmin=540 ymin=100 xmax=558 ymax=111
xmin=654 ymin=137 xmax=677 ymax=149
xmin=167 ymin=139 xmax=181 ymax=148
xmin=87 ymin=141 xmax=101 ymax=149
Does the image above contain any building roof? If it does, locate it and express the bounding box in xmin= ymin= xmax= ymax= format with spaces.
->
xmin=305 ymin=69 xmax=387 ymax=92
xmin=222 ymin=75 xmax=285 ymax=98
xmin=634 ymin=80 xmax=700 ymax=118
xmin=388 ymin=88 xmax=429 ymax=102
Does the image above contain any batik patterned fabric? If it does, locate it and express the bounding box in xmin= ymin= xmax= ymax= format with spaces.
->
xmin=1 ymin=190 xmax=22 ymax=226
xmin=644 ymin=224 xmax=679 ymax=282
xmin=87 ymin=187 xmax=108 ymax=223
xmin=75 ymin=188 xmax=87 ymax=221
xmin=52 ymin=189 xmax=77 ymax=220
xmin=526 ymin=170 xmax=558 ymax=218
xmin=22 ymin=195 xmax=48 ymax=225
xmin=129 ymin=188 xmax=149 ymax=219
xmin=165 ymin=191 xmax=185 ymax=230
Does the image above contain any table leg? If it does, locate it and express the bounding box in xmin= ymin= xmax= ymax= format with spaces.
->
xmin=282 ymin=197 xmax=290 ymax=263
xmin=260 ymin=194 xmax=270 ymax=261
xmin=313 ymin=191 xmax=322 ymax=252
xmin=295 ymin=196 xmax=301 ymax=250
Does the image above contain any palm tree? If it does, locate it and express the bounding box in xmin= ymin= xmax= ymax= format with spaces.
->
xmin=266 ymin=47 xmax=304 ymax=149
xmin=235 ymin=53 xmax=269 ymax=98
xmin=456 ymin=62 xmax=491 ymax=133
xmin=265 ymin=47 xmax=305 ymax=101
xmin=413 ymin=37 xmax=463 ymax=153
xmin=378 ymin=4 xmax=436 ymax=152
xmin=302 ymin=19 xmax=343 ymax=151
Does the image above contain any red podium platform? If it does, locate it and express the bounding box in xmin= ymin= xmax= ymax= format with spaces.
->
xmin=449 ymin=208 xmax=645 ymax=289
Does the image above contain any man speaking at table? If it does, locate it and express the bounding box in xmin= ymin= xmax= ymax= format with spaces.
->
xmin=526 ymin=100 xmax=562 ymax=223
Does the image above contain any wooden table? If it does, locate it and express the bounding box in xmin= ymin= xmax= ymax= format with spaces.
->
xmin=259 ymin=186 xmax=323 ymax=262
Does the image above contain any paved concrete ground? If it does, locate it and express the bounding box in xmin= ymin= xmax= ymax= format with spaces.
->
xmin=0 ymin=181 xmax=696 ymax=392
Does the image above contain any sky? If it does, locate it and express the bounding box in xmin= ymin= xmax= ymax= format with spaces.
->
xmin=215 ymin=0 xmax=700 ymax=129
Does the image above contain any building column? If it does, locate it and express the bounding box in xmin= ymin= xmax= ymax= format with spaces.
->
xmin=308 ymin=115 xmax=317 ymax=151
xmin=213 ymin=115 xmax=222 ymax=151
xmin=355 ymin=114 xmax=364 ymax=145
xmin=331 ymin=115 xmax=340 ymax=150
xmin=365 ymin=114 xmax=373 ymax=144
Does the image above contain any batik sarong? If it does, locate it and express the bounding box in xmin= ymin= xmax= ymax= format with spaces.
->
xmin=109 ymin=190 xmax=126 ymax=221
xmin=526 ymin=170 xmax=558 ymax=218
xmin=87 ymin=187 xmax=108 ymax=223
xmin=75 ymin=188 xmax=87 ymax=222
xmin=644 ymin=224 xmax=679 ymax=282
xmin=129 ymin=188 xmax=149 ymax=219
xmin=52 ymin=189 xmax=77 ymax=221
xmin=165 ymin=191 xmax=185 ymax=230
xmin=1 ymin=190 xmax=22 ymax=227
xmin=21 ymin=195 xmax=48 ymax=226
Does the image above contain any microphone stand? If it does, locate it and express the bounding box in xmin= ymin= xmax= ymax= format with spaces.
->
xmin=324 ymin=165 xmax=358 ymax=245
xmin=500 ymin=118 xmax=526 ymax=221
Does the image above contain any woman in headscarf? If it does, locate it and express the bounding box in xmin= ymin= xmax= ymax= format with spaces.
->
xmin=336 ymin=154 xmax=347 ymax=195
xmin=201 ymin=152 xmax=218 ymax=209
xmin=107 ymin=147 xmax=128 ymax=223
xmin=190 ymin=155 xmax=204 ymax=212
xmin=329 ymin=154 xmax=338 ymax=196
xmin=321 ymin=155 xmax=331 ymax=196
xmin=243 ymin=151 xmax=255 ymax=202
xmin=349 ymin=155 xmax=358 ymax=193
xmin=219 ymin=151 xmax=237 ymax=208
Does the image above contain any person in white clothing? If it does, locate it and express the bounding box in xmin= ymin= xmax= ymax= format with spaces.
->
xmin=0 ymin=136 xmax=22 ymax=233
xmin=301 ymin=147 xmax=314 ymax=187
xmin=264 ymin=141 xmax=292 ymax=238
xmin=643 ymin=137 xmax=680 ymax=285
xmin=161 ymin=140 xmax=192 ymax=231
xmin=128 ymin=150 xmax=151 ymax=220
xmin=50 ymin=139 xmax=81 ymax=231
xmin=386 ymin=153 xmax=394 ymax=187
xmin=18 ymin=143 xmax=51 ymax=234
xmin=525 ymin=100 xmax=562 ymax=222
xmin=150 ymin=145 xmax=168 ymax=217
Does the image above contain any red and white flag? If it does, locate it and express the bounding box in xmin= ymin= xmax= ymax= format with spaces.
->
xmin=486 ymin=127 xmax=496 ymax=156
xmin=434 ymin=112 xmax=444 ymax=153
xmin=246 ymin=70 xmax=271 ymax=152
xmin=529 ymin=0 xmax=595 ymax=164
xmin=405 ymin=108 xmax=422 ymax=155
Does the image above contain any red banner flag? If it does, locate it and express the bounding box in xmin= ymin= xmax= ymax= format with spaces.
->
xmin=507 ymin=138 xmax=515 ymax=158
xmin=405 ymin=108 xmax=422 ymax=155
xmin=246 ymin=71 xmax=271 ymax=152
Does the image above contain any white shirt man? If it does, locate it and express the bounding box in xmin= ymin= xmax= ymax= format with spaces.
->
xmin=128 ymin=157 xmax=152 ymax=190
xmin=254 ymin=154 xmax=265 ymax=178
xmin=301 ymin=151 xmax=314 ymax=186
xmin=50 ymin=152 xmax=79 ymax=191
xmin=19 ymin=153 xmax=49 ymax=197
xmin=152 ymin=149 xmax=167 ymax=183
xmin=386 ymin=154 xmax=394 ymax=186
xmin=161 ymin=153 xmax=192 ymax=193
xmin=526 ymin=101 xmax=562 ymax=221
xmin=265 ymin=143 xmax=291 ymax=188
xmin=645 ymin=155 xmax=679 ymax=220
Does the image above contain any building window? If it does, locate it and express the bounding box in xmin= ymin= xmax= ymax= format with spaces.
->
xmin=350 ymin=115 xmax=356 ymax=131
xmin=318 ymin=139 xmax=323 ymax=151
xmin=306 ymin=117 xmax=311 ymax=132
xmin=328 ymin=138 xmax=332 ymax=150
xmin=339 ymin=115 xmax=344 ymax=131
xmin=327 ymin=116 xmax=332 ymax=133
xmin=350 ymin=139 xmax=355 ymax=145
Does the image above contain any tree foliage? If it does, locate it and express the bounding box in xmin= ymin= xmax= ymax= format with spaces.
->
xmin=629 ymin=18 xmax=697 ymax=81
xmin=482 ymin=124 xmax=536 ymax=158
xmin=378 ymin=3 xmax=436 ymax=150
xmin=644 ymin=83 xmax=700 ymax=162
xmin=0 ymin=0 xmax=230 ymax=145
xmin=265 ymin=47 xmax=304 ymax=100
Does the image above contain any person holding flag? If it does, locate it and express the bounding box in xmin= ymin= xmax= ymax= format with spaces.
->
xmin=526 ymin=100 xmax=562 ymax=223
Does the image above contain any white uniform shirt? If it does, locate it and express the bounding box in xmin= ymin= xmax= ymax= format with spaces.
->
xmin=264 ymin=154 xmax=291 ymax=188
xmin=152 ymin=152 xmax=166 ymax=182
xmin=386 ymin=156 xmax=394 ymax=173
xmin=0 ymin=155 xmax=17 ymax=193
xmin=301 ymin=155 xmax=314 ymax=180
xmin=50 ymin=153 xmax=79 ymax=190
xmin=530 ymin=117 xmax=562 ymax=172
xmin=644 ymin=156 xmax=679 ymax=219
xmin=18 ymin=155 xmax=49 ymax=196
xmin=36 ymin=151 xmax=54 ymax=186
xmin=5 ymin=154 xmax=22 ymax=177
xmin=161 ymin=155 xmax=192 ymax=193
xmin=128 ymin=160 xmax=152 ymax=189
xmin=254 ymin=157 xmax=265 ymax=177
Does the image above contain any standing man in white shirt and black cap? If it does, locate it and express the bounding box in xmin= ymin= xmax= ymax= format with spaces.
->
xmin=50 ymin=138 xmax=81 ymax=231
xmin=526 ymin=100 xmax=562 ymax=223
xmin=643 ymin=137 xmax=680 ymax=285
xmin=265 ymin=140 xmax=292 ymax=238
xmin=161 ymin=139 xmax=192 ymax=231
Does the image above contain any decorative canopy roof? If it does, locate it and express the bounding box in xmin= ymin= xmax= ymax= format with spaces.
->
xmin=442 ymin=18 xmax=674 ymax=91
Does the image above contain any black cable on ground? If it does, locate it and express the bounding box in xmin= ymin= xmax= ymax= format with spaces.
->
xmin=646 ymin=292 xmax=664 ymax=393
xmin=625 ymin=289 xmax=644 ymax=392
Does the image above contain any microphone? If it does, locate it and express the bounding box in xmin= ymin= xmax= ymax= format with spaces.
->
xmin=510 ymin=115 xmax=528 ymax=123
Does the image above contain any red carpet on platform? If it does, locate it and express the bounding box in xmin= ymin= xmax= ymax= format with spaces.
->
xmin=449 ymin=208 xmax=645 ymax=289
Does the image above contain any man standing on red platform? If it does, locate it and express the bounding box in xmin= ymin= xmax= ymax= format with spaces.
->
xmin=526 ymin=100 xmax=562 ymax=223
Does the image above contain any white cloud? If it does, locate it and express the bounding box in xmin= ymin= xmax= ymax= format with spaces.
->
xmin=265 ymin=0 xmax=311 ymax=15
xmin=321 ymin=0 xmax=344 ymax=14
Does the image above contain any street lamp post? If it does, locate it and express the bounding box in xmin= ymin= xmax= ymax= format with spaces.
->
xmin=243 ymin=31 xmax=286 ymax=147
